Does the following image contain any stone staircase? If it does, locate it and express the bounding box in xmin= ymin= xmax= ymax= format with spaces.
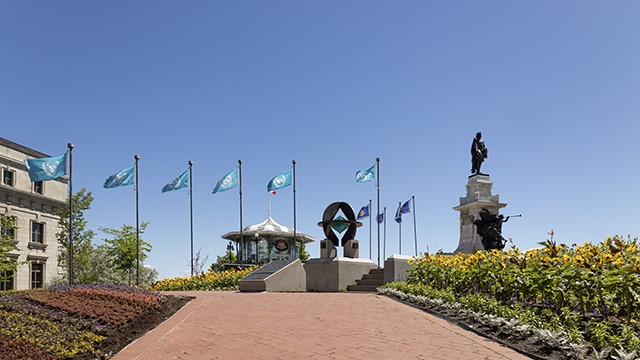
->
xmin=346 ymin=268 xmax=385 ymax=292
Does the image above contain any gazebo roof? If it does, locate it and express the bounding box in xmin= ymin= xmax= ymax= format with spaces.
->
xmin=221 ymin=216 xmax=316 ymax=243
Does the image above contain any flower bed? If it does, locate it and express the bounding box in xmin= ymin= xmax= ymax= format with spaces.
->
xmin=400 ymin=235 xmax=640 ymax=356
xmin=0 ymin=333 xmax=58 ymax=360
xmin=0 ymin=284 xmax=167 ymax=359
xmin=150 ymin=266 xmax=258 ymax=291
xmin=24 ymin=285 xmax=161 ymax=326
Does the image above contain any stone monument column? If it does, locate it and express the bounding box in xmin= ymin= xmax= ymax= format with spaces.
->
xmin=453 ymin=174 xmax=506 ymax=253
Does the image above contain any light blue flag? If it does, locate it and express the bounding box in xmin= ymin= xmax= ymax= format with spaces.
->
xmin=355 ymin=164 xmax=375 ymax=184
xmin=103 ymin=166 xmax=134 ymax=189
xmin=212 ymin=168 xmax=239 ymax=194
xmin=267 ymin=168 xmax=292 ymax=192
xmin=24 ymin=154 xmax=66 ymax=182
xmin=162 ymin=169 xmax=189 ymax=193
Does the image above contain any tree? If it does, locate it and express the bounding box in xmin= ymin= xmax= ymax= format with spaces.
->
xmin=210 ymin=241 xmax=237 ymax=272
xmin=0 ymin=215 xmax=19 ymax=280
xmin=192 ymin=248 xmax=210 ymax=275
xmin=298 ymin=241 xmax=310 ymax=262
xmin=100 ymin=222 xmax=151 ymax=286
xmin=57 ymin=188 xmax=97 ymax=284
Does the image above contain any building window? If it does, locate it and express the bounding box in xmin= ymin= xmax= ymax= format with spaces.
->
xmin=31 ymin=263 xmax=44 ymax=289
xmin=2 ymin=169 xmax=15 ymax=187
xmin=31 ymin=222 xmax=44 ymax=243
xmin=1 ymin=269 xmax=14 ymax=291
xmin=33 ymin=181 xmax=43 ymax=194
xmin=1 ymin=216 xmax=17 ymax=241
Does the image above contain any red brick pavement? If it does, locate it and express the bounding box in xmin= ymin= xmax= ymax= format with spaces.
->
xmin=113 ymin=292 xmax=530 ymax=360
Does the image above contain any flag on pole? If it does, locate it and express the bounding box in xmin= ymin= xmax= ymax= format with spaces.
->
xmin=103 ymin=166 xmax=135 ymax=188
xmin=395 ymin=199 xmax=411 ymax=223
xmin=24 ymin=154 xmax=66 ymax=182
xmin=399 ymin=199 xmax=412 ymax=215
xmin=357 ymin=204 xmax=370 ymax=220
xmin=212 ymin=168 xmax=239 ymax=194
xmin=267 ymin=168 xmax=292 ymax=192
xmin=355 ymin=164 xmax=375 ymax=184
xmin=377 ymin=211 xmax=385 ymax=224
xmin=162 ymin=169 xmax=189 ymax=193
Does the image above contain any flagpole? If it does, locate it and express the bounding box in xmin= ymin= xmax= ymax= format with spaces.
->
xmin=376 ymin=157 xmax=380 ymax=267
xmin=134 ymin=154 xmax=140 ymax=286
xmin=189 ymin=160 xmax=194 ymax=276
xmin=67 ymin=143 xmax=74 ymax=286
xmin=398 ymin=202 xmax=402 ymax=255
xmin=369 ymin=198 xmax=372 ymax=260
xmin=383 ymin=207 xmax=387 ymax=260
xmin=292 ymin=160 xmax=297 ymax=260
xmin=412 ymin=195 xmax=418 ymax=256
xmin=238 ymin=160 xmax=244 ymax=263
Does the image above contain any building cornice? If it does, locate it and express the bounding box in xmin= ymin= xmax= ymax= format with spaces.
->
xmin=0 ymin=137 xmax=50 ymax=158
xmin=0 ymin=185 xmax=67 ymax=210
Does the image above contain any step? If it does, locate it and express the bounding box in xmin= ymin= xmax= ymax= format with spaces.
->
xmin=357 ymin=278 xmax=385 ymax=286
xmin=362 ymin=273 xmax=384 ymax=280
xmin=346 ymin=284 xmax=380 ymax=292
xmin=369 ymin=268 xmax=384 ymax=275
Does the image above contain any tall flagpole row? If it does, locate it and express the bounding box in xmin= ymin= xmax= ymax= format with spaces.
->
xmin=134 ymin=155 xmax=140 ymax=286
xmin=189 ymin=160 xmax=194 ymax=276
xmin=238 ymin=160 xmax=243 ymax=263
xmin=412 ymin=195 xmax=418 ymax=256
xmin=376 ymin=157 xmax=380 ymax=267
xmin=67 ymin=143 xmax=74 ymax=286
xmin=292 ymin=160 xmax=297 ymax=260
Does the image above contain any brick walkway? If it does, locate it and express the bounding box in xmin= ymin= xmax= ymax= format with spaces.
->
xmin=113 ymin=292 xmax=530 ymax=360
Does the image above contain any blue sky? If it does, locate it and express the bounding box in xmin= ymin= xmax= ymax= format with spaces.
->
xmin=2 ymin=1 xmax=640 ymax=279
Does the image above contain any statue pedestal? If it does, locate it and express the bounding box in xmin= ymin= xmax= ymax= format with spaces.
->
xmin=453 ymin=174 xmax=506 ymax=253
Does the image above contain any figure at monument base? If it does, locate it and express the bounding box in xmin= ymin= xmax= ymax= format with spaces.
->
xmin=453 ymin=174 xmax=507 ymax=253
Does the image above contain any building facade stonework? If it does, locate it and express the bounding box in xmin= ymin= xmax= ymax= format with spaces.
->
xmin=0 ymin=138 xmax=67 ymax=290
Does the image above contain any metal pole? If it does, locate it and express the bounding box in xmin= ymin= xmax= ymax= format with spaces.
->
xmin=376 ymin=157 xmax=380 ymax=267
xmin=67 ymin=143 xmax=74 ymax=286
xmin=412 ymin=195 xmax=418 ymax=256
xmin=383 ymin=207 xmax=387 ymax=260
xmin=292 ymin=160 xmax=297 ymax=260
xmin=189 ymin=160 xmax=194 ymax=276
xmin=369 ymin=199 xmax=372 ymax=261
xmin=238 ymin=160 xmax=244 ymax=263
xmin=292 ymin=161 xmax=297 ymax=260
xmin=134 ymin=154 xmax=140 ymax=286
xmin=398 ymin=202 xmax=402 ymax=255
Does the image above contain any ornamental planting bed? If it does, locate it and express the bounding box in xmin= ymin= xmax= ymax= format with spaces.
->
xmin=0 ymin=284 xmax=191 ymax=359
xmin=383 ymin=235 xmax=640 ymax=360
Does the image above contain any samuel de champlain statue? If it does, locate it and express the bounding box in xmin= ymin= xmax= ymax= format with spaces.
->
xmin=471 ymin=132 xmax=488 ymax=176
xmin=453 ymin=132 xmax=508 ymax=253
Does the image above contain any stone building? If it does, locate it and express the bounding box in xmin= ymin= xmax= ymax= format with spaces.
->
xmin=0 ymin=138 xmax=67 ymax=290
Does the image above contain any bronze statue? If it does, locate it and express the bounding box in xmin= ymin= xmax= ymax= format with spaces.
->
xmin=471 ymin=132 xmax=488 ymax=175
xmin=474 ymin=209 xmax=508 ymax=250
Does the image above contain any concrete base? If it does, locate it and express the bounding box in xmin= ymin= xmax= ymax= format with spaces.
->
xmin=383 ymin=254 xmax=413 ymax=284
xmin=239 ymin=259 xmax=306 ymax=292
xmin=304 ymin=257 xmax=377 ymax=292
xmin=320 ymin=239 xmax=337 ymax=258
xmin=344 ymin=239 xmax=359 ymax=258
xmin=453 ymin=174 xmax=507 ymax=253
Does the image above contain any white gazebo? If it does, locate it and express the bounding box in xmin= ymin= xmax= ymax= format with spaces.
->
xmin=222 ymin=216 xmax=315 ymax=264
